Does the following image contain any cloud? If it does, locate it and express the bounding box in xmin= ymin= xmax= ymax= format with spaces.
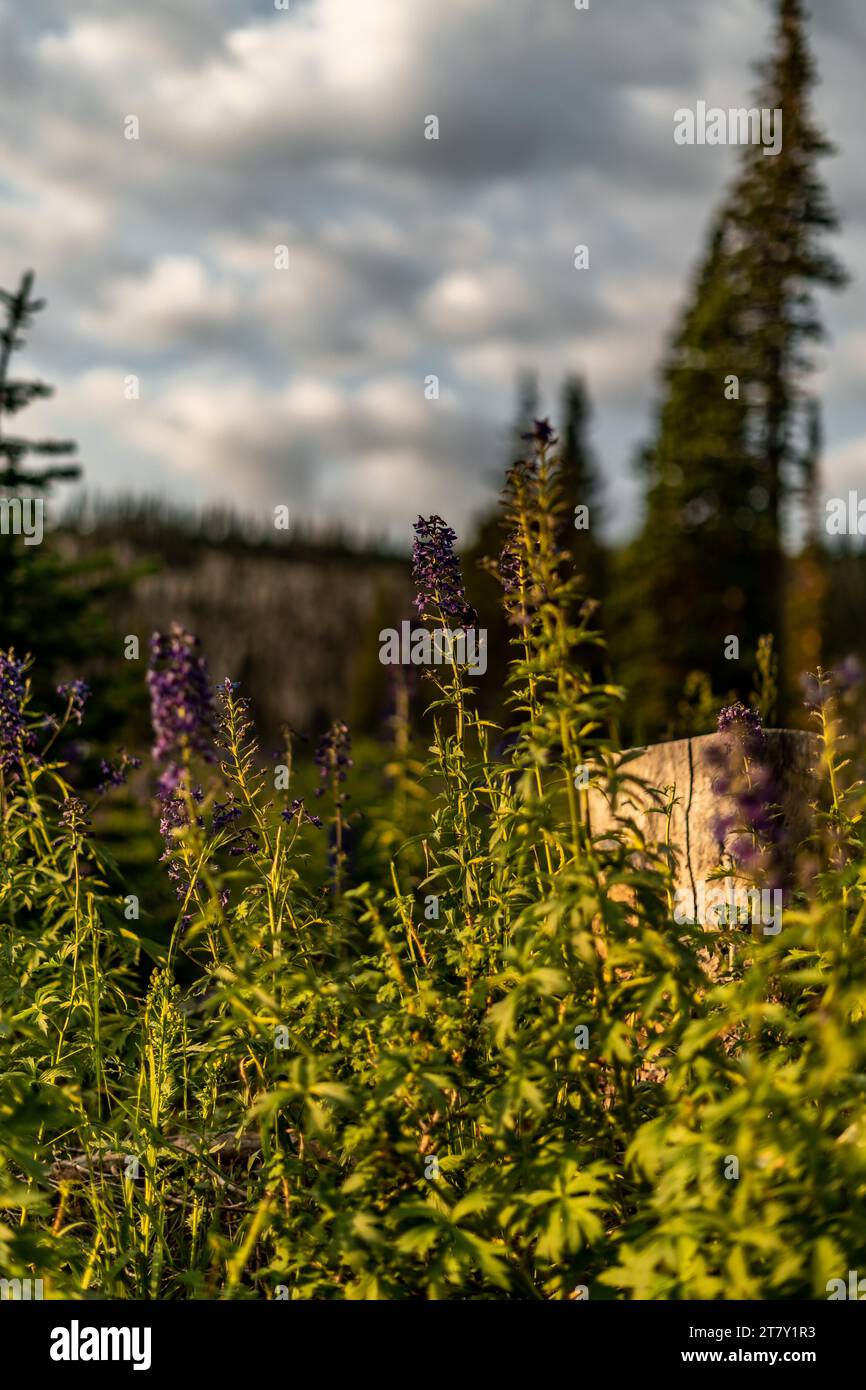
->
xmin=78 ymin=256 xmax=241 ymax=349
xmin=0 ymin=0 xmax=862 ymax=545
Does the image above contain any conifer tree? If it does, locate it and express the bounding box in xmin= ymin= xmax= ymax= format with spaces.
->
xmin=0 ymin=273 xmax=80 ymax=487
xmin=620 ymin=218 xmax=755 ymax=732
xmin=0 ymin=272 xmax=137 ymax=729
xmin=729 ymin=0 xmax=846 ymax=672
xmin=0 ymin=272 xmax=81 ymax=651
xmin=626 ymin=0 xmax=845 ymax=734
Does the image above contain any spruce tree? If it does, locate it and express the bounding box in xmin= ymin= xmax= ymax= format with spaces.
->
xmin=0 ymin=271 xmax=137 ymax=731
xmin=0 ymin=272 xmax=81 ymax=653
xmin=621 ymin=217 xmax=755 ymax=732
xmin=626 ymin=0 xmax=845 ymax=735
xmin=0 ymin=272 xmax=80 ymax=492
xmin=729 ymin=0 xmax=846 ymax=682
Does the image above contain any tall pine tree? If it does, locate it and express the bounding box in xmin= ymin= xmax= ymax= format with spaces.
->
xmin=626 ymin=0 xmax=845 ymax=735
xmin=0 ymin=272 xmax=138 ymax=730
xmin=0 ymin=272 xmax=81 ymax=654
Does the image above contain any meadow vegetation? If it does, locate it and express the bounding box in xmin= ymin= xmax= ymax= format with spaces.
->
xmin=2 ymin=426 xmax=865 ymax=1300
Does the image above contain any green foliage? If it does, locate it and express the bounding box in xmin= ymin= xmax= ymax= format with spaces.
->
xmin=2 ymin=431 xmax=866 ymax=1301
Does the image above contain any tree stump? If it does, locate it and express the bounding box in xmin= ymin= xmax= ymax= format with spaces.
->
xmin=586 ymin=729 xmax=819 ymax=924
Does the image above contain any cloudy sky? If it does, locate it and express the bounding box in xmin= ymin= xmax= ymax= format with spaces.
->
xmin=1 ymin=0 xmax=864 ymax=547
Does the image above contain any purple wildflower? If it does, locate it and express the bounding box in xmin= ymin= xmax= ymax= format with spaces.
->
xmin=717 ymin=702 xmax=766 ymax=755
xmin=711 ymin=703 xmax=784 ymax=892
xmin=97 ymin=748 xmax=141 ymax=795
xmin=57 ymin=680 xmax=90 ymax=726
xmin=281 ymin=797 xmax=322 ymax=828
xmin=314 ymin=720 xmax=352 ymax=799
xmin=0 ymin=651 xmax=37 ymax=775
xmin=212 ymin=793 xmax=242 ymax=831
xmin=412 ymin=516 xmax=478 ymax=627
xmin=60 ymin=796 xmax=90 ymax=835
xmin=521 ymin=418 xmax=558 ymax=449
xmin=496 ymin=538 xmax=536 ymax=630
xmin=498 ymin=543 xmax=521 ymax=596
xmin=156 ymin=785 xmax=204 ymax=903
xmin=158 ymin=789 xmax=189 ymax=844
xmin=146 ymin=625 xmax=216 ymax=776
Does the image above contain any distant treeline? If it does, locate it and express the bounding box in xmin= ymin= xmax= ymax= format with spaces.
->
xmin=60 ymin=492 xmax=405 ymax=565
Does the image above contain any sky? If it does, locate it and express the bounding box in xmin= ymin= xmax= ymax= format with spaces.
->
xmin=1 ymin=0 xmax=865 ymax=548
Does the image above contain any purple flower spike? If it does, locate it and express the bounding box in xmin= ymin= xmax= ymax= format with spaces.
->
xmin=0 ymin=651 xmax=37 ymax=775
xmin=498 ymin=543 xmax=521 ymax=596
xmin=282 ymin=797 xmax=323 ymax=829
xmin=60 ymin=796 xmax=91 ymax=835
xmin=412 ymin=515 xmax=477 ymax=626
xmin=57 ymin=679 xmax=90 ymax=726
xmin=146 ymin=625 xmax=216 ymax=769
xmin=717 ymin=702 xmax=766 ymax=756
xmin=520 ymin=418 xmax=558 ymax=448
xmin=711 ymin=701 xmax=785 ymax=893
xmin=212 ymin=794 xmax=242 ymax=831
xmin=97 ymin=748 xmax=142 ymax=795
xmin=314 ymin=721 xmax=352 ymax=798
